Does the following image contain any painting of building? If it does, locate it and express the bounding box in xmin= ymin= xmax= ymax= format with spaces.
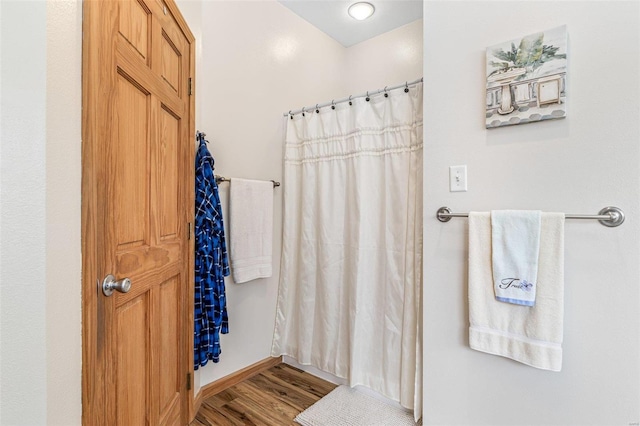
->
xmin=486 ymin=25 xmax=567 ymax=128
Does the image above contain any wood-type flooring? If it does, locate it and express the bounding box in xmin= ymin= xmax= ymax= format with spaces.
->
xmin=191 ymin=363 xmax=336 ymax=426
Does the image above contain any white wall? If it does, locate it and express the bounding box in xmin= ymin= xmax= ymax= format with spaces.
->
xmin=1 ymin=1 xmax=48 ymax=424
xmin=345 ymin=20 xmax=423 ymax=95
xmin=1 ymin=1 xmax=87 ymax=424
xmin=45 ymin=1 xmax=82 ymax=424
xmin=423 ymin=2 xmax=640 ymax=425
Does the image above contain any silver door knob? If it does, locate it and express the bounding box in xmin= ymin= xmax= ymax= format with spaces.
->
xmin=102 ymin=274 xmax=131 ymax=296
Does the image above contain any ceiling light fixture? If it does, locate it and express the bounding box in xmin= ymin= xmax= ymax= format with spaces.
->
xmin=348 ymin=2 xmax=375 ymax=21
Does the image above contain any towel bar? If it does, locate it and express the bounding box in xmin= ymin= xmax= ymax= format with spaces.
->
xmin=215 ymin=175 xmax=280 ymax=188
xmin=436 ymin=206 xmax=625 ymax=227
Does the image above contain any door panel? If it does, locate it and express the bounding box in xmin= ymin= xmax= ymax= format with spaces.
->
xmin=158 ymin=106 xmax=180 ymax=239
xmin=161 ymin=33 xmax=181 ymax=94
xmin=114 ymin=72 xmax=150 ymax=249
xmin=83 ymin=0 xmax=195 ymax=424
xmin=158 ymin=277 xmax=180 ymax=412
xmin=118 ymin=0 xmax=151 ymax=62
xmin=117 ymin=297 xmax=149 ymax=426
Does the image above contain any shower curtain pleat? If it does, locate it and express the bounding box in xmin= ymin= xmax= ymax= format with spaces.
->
xmin=272 ymin=83 xmax=423 ymax=420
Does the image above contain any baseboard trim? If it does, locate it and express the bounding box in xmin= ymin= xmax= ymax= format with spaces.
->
xmin=193 ymin=356 xmax=283 ymax=417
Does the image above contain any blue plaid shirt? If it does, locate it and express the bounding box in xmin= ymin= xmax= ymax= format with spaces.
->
xmin=194 ymin=138 xmax=230 ymax=369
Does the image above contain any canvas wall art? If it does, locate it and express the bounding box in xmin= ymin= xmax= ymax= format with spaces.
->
xmin=486 ymin=25 xmax=567 ymax=128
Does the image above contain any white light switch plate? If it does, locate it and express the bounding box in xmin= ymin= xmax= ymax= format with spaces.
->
xmin=449 ymin=165 xmax=467 ymax=192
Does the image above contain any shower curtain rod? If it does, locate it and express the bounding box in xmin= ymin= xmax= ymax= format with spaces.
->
xmin=283 ymin=77 xmax=423 ymax=117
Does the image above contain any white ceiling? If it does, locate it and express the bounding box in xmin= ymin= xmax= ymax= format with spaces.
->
xmin=278 ymin=0 xmax=423 ymax=47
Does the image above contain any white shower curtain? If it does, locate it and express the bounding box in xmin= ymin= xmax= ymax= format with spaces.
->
xmin=272 ymin=83 xmax=423 ymax=419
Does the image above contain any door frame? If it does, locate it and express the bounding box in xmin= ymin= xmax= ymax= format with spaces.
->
xmin=81 ymin=0 xmax=196 ymax=423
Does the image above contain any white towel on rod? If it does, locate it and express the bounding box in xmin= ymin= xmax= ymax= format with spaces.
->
xmin=491 ymin=210 xmax=541 ymax=306
xmin=229 ymin=178 xmax=274 ymax=283
xmin=468 ymin=211 xmax=565 ymax=371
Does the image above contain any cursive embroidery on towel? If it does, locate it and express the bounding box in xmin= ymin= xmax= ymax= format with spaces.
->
xmin=499 ymin=278 xmax=534 ymax=292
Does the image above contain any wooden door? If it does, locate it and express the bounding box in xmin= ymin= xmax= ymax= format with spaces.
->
xmin=82 ymin=0 xmax=195 ymax=424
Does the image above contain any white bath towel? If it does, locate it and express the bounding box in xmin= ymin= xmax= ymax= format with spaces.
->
xmin=468 ymin=212 xmax=565 ymax=371
xmin=229 ymin=178 xmax=274 ymax=283
xmin=491 ymin=210 xmax=541 ymax=306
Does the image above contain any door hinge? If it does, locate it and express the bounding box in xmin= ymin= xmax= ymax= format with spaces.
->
xmin=188 ymin=78 xmax=192 ymax=96
xmin=187 ymin=222 xmax=192 ymax=240
xmin=187 ymin=372 xmax=192 ymax=391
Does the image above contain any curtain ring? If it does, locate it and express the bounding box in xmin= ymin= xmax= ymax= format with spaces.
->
xmin=366 ymin=91 xmax=370 ymax=102
xmin=302 ymin=106 xmax=306 ymax=117
xmin=315 ymin=104 xmax=320 ymax=113
xmin=384 ymin=86 xmax=389 ymax=98
xmin=348 ymin=95 xmax=353 ymax=106
xmin=404 ymin=81 xmax=409 ymax=93
xmin=289 ymin=110 xmax=293 ymax=120
xmin=331 ymin=100 xmax=335 ymax=110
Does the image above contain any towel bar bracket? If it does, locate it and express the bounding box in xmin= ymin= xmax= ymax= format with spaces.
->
xmin=597 ymin=206 xmax=625 ymax=227
xmin=436 ymin=206 xmax=625 ymax=227
xmin=436 ymin=207 xmax=453 ymax=222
